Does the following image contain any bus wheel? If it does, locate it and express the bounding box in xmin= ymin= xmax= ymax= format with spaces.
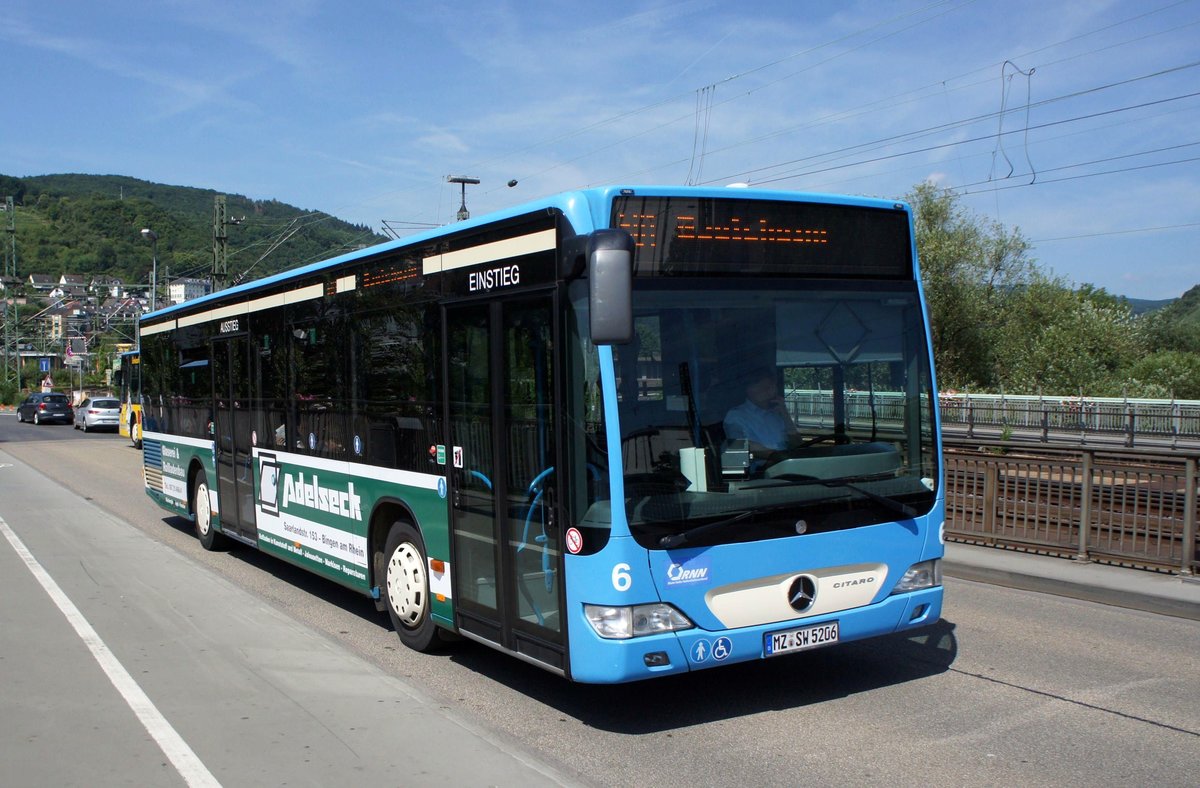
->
xmin=192 ymin=470 xmax=225 ymax=551
xmin=383 ymin=521 xmax=444 ymax=652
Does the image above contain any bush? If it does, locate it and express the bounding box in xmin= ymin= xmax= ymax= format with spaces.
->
xmin=0 ymin=380 xmax=18 ymax=406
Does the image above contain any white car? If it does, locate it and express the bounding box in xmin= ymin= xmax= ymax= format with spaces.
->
xmin=74 ymin=397 xmax=121 ymax=432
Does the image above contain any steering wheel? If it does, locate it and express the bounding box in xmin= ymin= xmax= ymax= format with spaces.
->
xmin=794 ymin=432 xmax=851 ymax=449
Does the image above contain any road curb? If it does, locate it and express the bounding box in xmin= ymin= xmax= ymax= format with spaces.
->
xmin=944 ymin=543 xmax=1200 ymax=621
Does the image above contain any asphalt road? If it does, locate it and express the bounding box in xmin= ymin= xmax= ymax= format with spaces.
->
xmin=2 ymin=414 xmax=1198 ymax=787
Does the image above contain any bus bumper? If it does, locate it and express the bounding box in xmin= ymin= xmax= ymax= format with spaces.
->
xmin=566 ymin=586 xmax=943 ymax=684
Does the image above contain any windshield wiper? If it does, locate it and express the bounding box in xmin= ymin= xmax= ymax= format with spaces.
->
xmin=657 ymin=499 xmax=814 ymax=548
xmin=764 ymin=474 xmax=919 ymax=520
xmin=655 ymin=477 xmax=918 ymax=549
xmin=658 ymin=509 xmax=756 ymax=549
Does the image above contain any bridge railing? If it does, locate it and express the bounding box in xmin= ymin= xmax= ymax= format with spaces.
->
xmin=939 ymin=392 xmax=1200 ymax=443
xmin=943 ymin=441 xmax=1199 ymax=577
xmin=784 ymin=390 xmax=1200 ymax=445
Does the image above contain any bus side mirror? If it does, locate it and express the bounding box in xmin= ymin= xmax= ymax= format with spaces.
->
xmin=588 ymin=229 xmax=634 ymax=345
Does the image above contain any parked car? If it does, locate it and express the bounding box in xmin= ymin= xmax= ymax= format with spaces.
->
xmin=74 ymin=397 xmax=121 ymax=432
xmin=16 ymin=392 xmax=74 ymax=425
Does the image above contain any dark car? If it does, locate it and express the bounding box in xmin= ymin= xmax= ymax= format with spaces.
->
xmin=16 ymin=392 xmax=75 ymax=425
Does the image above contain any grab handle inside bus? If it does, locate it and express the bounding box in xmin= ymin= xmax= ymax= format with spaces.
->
xmin=587 ymin=229 xmax=634 ymax=345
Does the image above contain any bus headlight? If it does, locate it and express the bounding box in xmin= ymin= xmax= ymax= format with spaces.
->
xmin=584 ymin=603 xmax=694 ymax=639
xmin=891 ymin=559 xmax=942 ymax=594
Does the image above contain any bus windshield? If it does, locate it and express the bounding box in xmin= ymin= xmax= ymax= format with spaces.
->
xmin=611 ymin=279 xmax=937 ymax=550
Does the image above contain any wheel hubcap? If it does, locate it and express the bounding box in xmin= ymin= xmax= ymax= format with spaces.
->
xmin=195 ymin=483 xmax=211 ymax=536
xmin=386 ymin=542 xmax=427 ymax=628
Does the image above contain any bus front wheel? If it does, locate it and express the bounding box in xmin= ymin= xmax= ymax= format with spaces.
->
xmin=192 ymin=470 xmax=225 ymax=551
xmin=383 ymin=521 xmax=444 ymax=652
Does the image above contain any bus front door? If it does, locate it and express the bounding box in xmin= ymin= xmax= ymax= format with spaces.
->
xmin=445 ymin=295 xmax=565 ymax=671
xmin=212 ymin=336 xmax=258 ymax=542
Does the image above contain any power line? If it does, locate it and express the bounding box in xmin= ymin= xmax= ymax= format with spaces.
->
xmin=704 ymin=61 xmax=1200 ymax=186
xmin=1032 ymin=222 xmax=1200 ymax=242
xmin=498 ymin=2 xmax=1198 ymax=198
xmin=954 ymin=139 xmax=1200 ymax=190
xmin=952 ymin=153 xmax=1200 ymax=195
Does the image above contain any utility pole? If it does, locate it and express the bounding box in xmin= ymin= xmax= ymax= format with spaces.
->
xmin=4 ymin=196 xmax=12 ymax=278
xmin=3 ymin=196 xmax=17 ymax=390
xmin=141 ymin=228 xmax=159 ymax=312
xmin=213 ymin=195 xmax=228 ymax=292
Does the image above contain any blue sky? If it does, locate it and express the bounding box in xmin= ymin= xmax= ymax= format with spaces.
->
xmin=3 ymin=0 xmax=1198 ymax=300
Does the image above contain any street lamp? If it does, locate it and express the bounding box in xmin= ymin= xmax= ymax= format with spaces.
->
xmin=447 ymin=175 xmax=480 ymax=222
xmin=141 ymin=228 xmax=158 ymax=311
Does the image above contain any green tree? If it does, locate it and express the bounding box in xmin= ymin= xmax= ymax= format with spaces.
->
xmin=907 ymin=181 xmax=1035 ymax=389
xmin=1141 ymin=285 xmax=1200 ymax=353
xmin=993 ymin=280 xmax=1143 ymax=395
xmin=1124 ymin=350 xmax=1200 ymax=399
xmin=906 ymin=182 xmax=1171 ymax=397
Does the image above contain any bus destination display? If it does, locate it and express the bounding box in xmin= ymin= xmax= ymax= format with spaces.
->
xmin=613 ymin=195 xmax=912 ymax=279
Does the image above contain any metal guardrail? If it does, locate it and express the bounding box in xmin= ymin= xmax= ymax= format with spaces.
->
xmin=943 ymin=441 xmax=1199 ymax=577
xmin=940 ymin=392 xmax=1200 ymax=445
xmin=785 ymin=390 xmax=1200 ymax=446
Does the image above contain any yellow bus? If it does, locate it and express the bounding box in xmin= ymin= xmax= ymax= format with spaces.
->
xmin=116 ymin=349 xmax=142 ymax=448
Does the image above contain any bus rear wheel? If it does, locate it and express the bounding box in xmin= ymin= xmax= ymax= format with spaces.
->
xmin=192 ymin=469 xmax=225 ymax=551
xmin=383 ymin=521 xmax=444 ymax=652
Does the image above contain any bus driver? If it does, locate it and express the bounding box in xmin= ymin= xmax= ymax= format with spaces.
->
xmin=723 ymin=368 xmax=801 ymax=455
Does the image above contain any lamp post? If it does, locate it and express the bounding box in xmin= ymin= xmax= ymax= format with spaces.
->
xmin=141 ymin=228 xmax=158 ymax=311
xmin=447 ymin=175 xmax=480 ymax=222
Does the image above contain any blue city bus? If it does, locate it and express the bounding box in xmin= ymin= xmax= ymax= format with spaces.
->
xmin=137 ymin=186 xmax=943 ymax=683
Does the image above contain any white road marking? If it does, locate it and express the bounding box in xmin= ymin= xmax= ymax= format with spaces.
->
xmin=0 ymin=515 xmax=222 ymax=788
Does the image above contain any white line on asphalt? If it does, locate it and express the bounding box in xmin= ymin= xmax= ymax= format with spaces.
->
xmin=0 ymin=514 xmax=222 ymax=788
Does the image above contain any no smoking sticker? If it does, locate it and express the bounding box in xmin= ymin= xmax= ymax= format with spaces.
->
xmin=565 ymin=527 xmax=583 ymax=554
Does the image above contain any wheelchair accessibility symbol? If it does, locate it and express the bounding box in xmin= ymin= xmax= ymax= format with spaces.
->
xmin=690 ymin=636 xmax=733 ymax=663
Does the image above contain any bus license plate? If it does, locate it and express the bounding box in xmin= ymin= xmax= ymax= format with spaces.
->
xmin=765 ymin=621 xmax=840 ymax=656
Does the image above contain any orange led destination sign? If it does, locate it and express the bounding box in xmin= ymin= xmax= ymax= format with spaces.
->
xmin=611 ymin=195 xmax=912 ymax=278
xmin=618 ymin=212 xmax=828 ymax=248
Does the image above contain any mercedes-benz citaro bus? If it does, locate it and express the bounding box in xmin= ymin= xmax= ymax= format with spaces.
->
xmin=138 ymin=186 xmax=943 ymax=683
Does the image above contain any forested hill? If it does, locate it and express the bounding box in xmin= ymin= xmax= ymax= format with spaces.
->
xmin=0 ymin=173 xmax=387 ymax=286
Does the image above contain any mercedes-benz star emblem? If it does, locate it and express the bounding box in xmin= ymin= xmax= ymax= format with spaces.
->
xmin=787 ymin=575 xmax=817 ymax=613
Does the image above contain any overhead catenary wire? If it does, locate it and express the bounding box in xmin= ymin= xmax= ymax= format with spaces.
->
xmin=701 ymin=60 xmax=1200 ymax=186
xmin=1032 ymin=221 xmax=1200 ymax=242
xmin=476 ymin=1 xmax=1196 ymax=201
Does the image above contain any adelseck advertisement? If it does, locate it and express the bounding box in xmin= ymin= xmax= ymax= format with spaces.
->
xmin=254 ymin=450 xmax=371 ymax=585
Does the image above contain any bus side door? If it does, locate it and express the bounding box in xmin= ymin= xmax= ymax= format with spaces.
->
xmin=444 ymin=293 xmax=565 ymax=671
xmin=212 ymin=335 xmax=258 ymax=541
